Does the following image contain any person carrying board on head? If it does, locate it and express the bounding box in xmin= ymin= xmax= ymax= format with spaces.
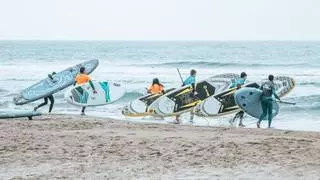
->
xmin=175 ymin=69 xmax=197 ymax=124
xmin=74 ymin=67 xmax=97 ymax=116
xmin=257 ymin=74 xmax=280 ymax=128
xmin=147 ymin=78 xmax=165 ymax=94
xmin=34 ymin=72 xmax=57 ymax=113
xmin=229 ymin=72 xmax=247 ymax=127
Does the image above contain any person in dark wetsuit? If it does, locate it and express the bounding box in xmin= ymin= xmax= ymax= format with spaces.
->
xmin=229 ymin=72 xmax=247 ymax=127
xmin=257 ymin=75 xmax=280 ymax=128
xmin=34 ymin=72 xmax=56 ymax=113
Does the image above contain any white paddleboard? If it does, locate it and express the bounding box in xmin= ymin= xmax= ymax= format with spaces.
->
xmin=194 ymin=76 xmax=295 ymax=117
xmin=65 ymin=81 xmax=125 ymax=107
xmin=148 ymin=73 xmax=239 ymax=117
xmin=122 ymin=88 xmax=175 ymax=117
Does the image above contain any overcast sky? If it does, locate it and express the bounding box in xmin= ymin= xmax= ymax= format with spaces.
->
xmin=0 ymin=0 xmax=319 ymax=40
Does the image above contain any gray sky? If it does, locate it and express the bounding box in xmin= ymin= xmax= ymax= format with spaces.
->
xmin=0 ymin=0 xmax=319 ymax=40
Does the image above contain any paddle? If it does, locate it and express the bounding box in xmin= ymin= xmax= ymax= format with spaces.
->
xmin=277 ymin=100 xmax=296 ymax=105
xmin=177 ymin=68 xmax=184 ymax=84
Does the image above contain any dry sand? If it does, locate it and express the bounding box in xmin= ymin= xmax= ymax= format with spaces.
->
xmin=1 ymin=114 xmax=320 ymax=179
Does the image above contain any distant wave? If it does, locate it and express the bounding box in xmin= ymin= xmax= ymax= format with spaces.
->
xmin=298 ymin=82 xmax=320 ymax=87
xmin=115 ymin=91 xmax=145 ymax=104
xmin=286 ymin=95 xmax=320 ymax=103
xmin=280 ymin=95 xmax=320 ymax=112
xmin=125 ymin=61 xmax=311 ymax=68
xmin=0 ymin=88 xmax=8 ymax=93
xmin=281 ymin=104 xmax=320 ymax=113
xmin=1 ymin=78 xmax=38 ymax=81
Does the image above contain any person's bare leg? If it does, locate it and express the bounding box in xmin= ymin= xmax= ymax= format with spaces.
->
xmin=190 ymin=111 xmax=194 ymax=124
xmin=175 ymin=115 xmax=180 ymax=124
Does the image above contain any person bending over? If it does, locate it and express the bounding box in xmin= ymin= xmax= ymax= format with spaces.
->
xmin=34 ymin=72 xmax=57 ymax=113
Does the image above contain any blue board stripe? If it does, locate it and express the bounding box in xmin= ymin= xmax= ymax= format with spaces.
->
xmin=79 ymin=89 xmax=89 ymax=104
xmin=100 ymin=82 xmax=111 ymax=102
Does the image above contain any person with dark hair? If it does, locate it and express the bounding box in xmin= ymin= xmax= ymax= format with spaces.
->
xmin=147 ymin=78 xmax=165 ymax=94
xmin=183 ymin=69 xmax=197 ymax=93
xmin=175 ymin=69 xmax=197 ymax=124
xmin=229 ymin=72 xmax=247 ymax=127
xmin=257 ymin=74 xmax=280 ymax=128
xmin=34 ymin=72 xmax=57 ymax=113
xmin=74 ymin=67 xmax=97 ymax=116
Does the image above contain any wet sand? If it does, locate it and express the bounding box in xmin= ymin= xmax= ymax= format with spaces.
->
xmin=1 ymin=114 xmax=320 ymax=179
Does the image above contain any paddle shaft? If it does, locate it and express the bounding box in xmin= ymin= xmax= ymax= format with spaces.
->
xmin=177 ymin=68 xmax=184 ymax=84
xmin=277 ymin=100 xmax=296 ymax=105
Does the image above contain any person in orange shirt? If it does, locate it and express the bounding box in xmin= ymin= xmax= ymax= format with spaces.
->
xmin=147 ymin=78 xmax=165 ymax=94
xmin=74 ymin=67 xmax=97 ymax=115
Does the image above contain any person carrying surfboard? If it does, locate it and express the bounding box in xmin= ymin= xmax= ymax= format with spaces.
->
xmin=175 ymin=69 xmax=197 ymax=124
xmin=147 ymin=78 xmax=165 ymax=94
xmin=34 ymin=72 xmax=57 ymax=113
xmin=74 ymin=67 xmax=97 ymax=116
xmin=229 ymin=72 xmax=247 ymax=127
xmin=257 ymin=74 xmax=280 ymax=128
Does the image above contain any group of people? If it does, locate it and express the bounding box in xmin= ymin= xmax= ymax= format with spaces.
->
xmin=147 ymin=70 xmax=280 ymax=128
xmin=34 ymin=67 xmax=96 ymax=116
xmin=34 ymin=67 xmax=280 ymax=128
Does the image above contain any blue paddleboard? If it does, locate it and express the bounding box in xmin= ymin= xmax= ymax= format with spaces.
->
xmin=235 ymin=87 xmax=279 ymax=120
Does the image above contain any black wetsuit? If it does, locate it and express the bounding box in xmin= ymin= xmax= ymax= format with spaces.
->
xmin=35 ymin=95 xmax=54 ymax=113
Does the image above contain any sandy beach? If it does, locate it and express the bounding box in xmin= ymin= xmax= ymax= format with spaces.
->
xmin=1 ymin=114 xmax=320 ymax=180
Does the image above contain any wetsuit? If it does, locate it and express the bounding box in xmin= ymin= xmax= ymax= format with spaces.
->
xmin=257 ymin=81 xmax=280 ymax=128
xmin=230 ymin=77 xmax=246 ymax=126
xmin=176 ymin=75 xmax=196 ymax=123
xmin=34 ymin=73 xmax=56 ymax=113
xmin=34 ymin=95 xmax=54 ymax=113
xmin=74 ymin=73 xmax=96 ymax=115
xmin=183 ymin=75 xmax=196 ymax=92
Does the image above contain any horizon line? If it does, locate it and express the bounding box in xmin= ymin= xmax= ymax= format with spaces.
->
xmin=1 ymin=39 xmax=320 ymax=42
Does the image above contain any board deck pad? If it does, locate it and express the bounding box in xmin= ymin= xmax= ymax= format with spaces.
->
xmin=194 ymin=82 xmax=259 ymax=116
xmin=148 ymin=73 xmax=240 ymax=116
xmin=65 ymin=81 xmax=125 ymax=107
xmin=14 ymin=59 xmax=99 ymax=105
xmin=194 ymin=76 xmax=295 ymax=117
xmin=235 ymin=87 xmax=279 ymax=120
xmin=168 ymin=81 xmax=215 ymax=113
xmin=122 ymin=88 xmax=175 ymax=116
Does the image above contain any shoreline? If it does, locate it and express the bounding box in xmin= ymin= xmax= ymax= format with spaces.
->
xmin=1 ymin=114 xmax=320 ymax=179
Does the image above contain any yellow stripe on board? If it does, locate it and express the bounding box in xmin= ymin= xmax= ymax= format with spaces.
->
xmin=146 ymin=94 xmax=160 ymax=99
xmin=175 ymin=88 xmax=192 ymax=97
xmin=224 ymin=105 xmax=239 ymax=110
xmin=180 ymin=100 xmax=202 ymax=108
xmin=221 ymin=88 xmax=236 ymax=97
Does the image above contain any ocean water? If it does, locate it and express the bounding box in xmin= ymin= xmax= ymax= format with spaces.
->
xmin=0 ymin=41 xmax=320 ymax=131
